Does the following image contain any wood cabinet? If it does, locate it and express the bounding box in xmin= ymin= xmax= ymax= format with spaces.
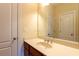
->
xmin=24 ymin=42 xmax=30 ymax=55
xmin=24 ymin=42 xmax=45 ymax=56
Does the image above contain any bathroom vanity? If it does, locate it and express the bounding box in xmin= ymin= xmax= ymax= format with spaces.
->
xmin=24 ymin=38 xmax=79 ymax=56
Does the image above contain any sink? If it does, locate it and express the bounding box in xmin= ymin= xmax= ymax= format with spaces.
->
xmin=36 ymin=42 xmax=52 ymax=48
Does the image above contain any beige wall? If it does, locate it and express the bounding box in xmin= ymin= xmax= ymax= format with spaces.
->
xmin=38 ymin=4 xmax=49 ymax=37
xmin=22 ymin=4 xmax=38 ymax=39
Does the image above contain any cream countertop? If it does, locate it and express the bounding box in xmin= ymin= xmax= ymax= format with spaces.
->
xmin=24 ymin=38 xmax=79 ymax=56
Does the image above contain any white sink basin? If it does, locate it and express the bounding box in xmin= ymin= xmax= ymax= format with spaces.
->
xmin=36 ymin=42 xmax=52 ymax=48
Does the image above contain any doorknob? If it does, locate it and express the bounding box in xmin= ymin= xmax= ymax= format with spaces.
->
xmin=13 ymin=37 xmax=16 ymax=40
xmin=70 ymin=33 xmax=74 ymax=36
xmin=10 ymin=37 xmax=17 ymax=46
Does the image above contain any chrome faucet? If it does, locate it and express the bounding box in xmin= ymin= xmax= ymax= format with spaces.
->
xmin=44 ymin=39 xmax=53 ymax=44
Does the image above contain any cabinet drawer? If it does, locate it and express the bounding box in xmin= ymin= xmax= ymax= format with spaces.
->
xmin=30 ymin=46 xmax=45 ymax=56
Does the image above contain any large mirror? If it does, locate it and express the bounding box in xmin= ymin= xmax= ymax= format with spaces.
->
xmin=38 ymin=3 xmax=79 ymax=42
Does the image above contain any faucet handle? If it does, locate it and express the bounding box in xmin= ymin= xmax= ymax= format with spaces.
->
xmin=50 ymin=40 xmax=53 ymax=44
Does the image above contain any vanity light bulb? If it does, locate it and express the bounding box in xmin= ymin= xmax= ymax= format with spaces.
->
xmin=41 ymin=3 xmax=49 ymax=6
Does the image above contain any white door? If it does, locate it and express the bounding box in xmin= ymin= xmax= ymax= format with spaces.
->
xmin=59 ymin=11 xmax=75 ymax=41
xmin=0 ymin=4 xmax=17 ymax=56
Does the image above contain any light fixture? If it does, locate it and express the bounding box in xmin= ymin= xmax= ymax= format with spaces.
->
xmin=41 ymin=3 xmax=49 ymax=6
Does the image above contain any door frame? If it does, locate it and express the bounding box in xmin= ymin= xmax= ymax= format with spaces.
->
xmin=11 ymin=3 xmax=18 ymax=56
xmin=17 ymin=3 xmax=24 ymax=56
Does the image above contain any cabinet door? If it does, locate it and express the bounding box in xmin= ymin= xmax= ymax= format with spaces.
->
xmin=24 ymin=42 xmax=30 ymax=56
xmin=24 ymin=48 xmax=29 ymax=56
xmin=30 ymin=46 xmax=44 ymax=56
